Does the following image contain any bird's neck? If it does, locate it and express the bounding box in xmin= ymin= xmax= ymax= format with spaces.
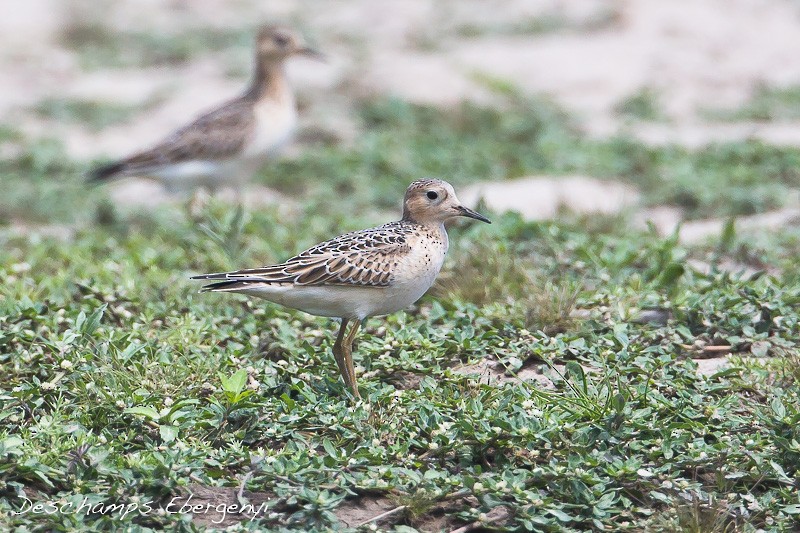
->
xmin=247 ymin=59 xmax=291 ymax=102
xmin=401 ymin=216 xmax=447 ymax=238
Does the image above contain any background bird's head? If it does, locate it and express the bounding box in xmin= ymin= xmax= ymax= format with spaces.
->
xmin=256 ymin=25 xmax=321 ymax=63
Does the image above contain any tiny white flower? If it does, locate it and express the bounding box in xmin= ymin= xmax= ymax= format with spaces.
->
xmin=473 ymin=482 xmax=484 ymax=491
xmin=11 ymin=262 xmax=31 ymax=273
xmin=163 ymin=397 xmax=174 ymax=407
xmin=115 ymin=400 xmax=126 ymax=409
xmin=60 ymin=360 xmax=73 ymax=370
xmin=42 ymin=382 xmax=56 ymax=391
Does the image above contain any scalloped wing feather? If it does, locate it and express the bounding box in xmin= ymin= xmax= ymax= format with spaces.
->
xmin=199 ymin=223 xmax=413 ymax=288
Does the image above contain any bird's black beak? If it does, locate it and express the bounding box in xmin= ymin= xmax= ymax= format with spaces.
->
xmin=297 ymin=47 xmax=325 ymax=60
xmin=456 ymin=205 xmax=491 ymax=224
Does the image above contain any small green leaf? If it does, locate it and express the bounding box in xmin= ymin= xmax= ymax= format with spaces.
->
xmin=656 ymin=263 xmax=685 ymax=287
xmin=771 ymin=397 xmax=786 ymax=419
xmin=546 ymin=508 xmax=572 ymax=522
xmin=612 ymin=393 xmax=626 ymax=414
xmin=159 ymin=425 xmax=178 ymax=443
xmin=0 ymin=436 xmax=24 ymax=454
xmin=78 ymin=304 xmax=107 ymax=336
xmin=220 ymin=369 xmax=248 ymax=395
xmin=124 ymin=406 xmax=161 ymax=420
xmin=565 ymin=361 xmax=585 ymax=385
xmin=718 ymin=217 xmax=736 ymax=252
xmin=322 ymin=439 xmax=338 ymax=458
xmin=649 ymin=491 xmax=672 ymax=504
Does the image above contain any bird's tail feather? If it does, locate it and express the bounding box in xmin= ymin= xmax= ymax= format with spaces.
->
xmin=198 ymin=280 xmax=259 ymax=292
xmin=87 ymin=161 xmax=127 ymax=183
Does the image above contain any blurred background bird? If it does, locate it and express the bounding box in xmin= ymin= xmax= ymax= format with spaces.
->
xmin=88 ymin=25 xmax=321 ymax=195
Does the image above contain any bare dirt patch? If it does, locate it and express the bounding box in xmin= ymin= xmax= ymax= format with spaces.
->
xmin=693 ymin=357 xmax=731 ymax=377
xmin=452 ymin=359 xmax=555 ymax=390
xmin=170 ymin=484 xmax=274 ymax=528
xmin=6 ymin=0 xmax=800 ymax=161
xmin=460 ymin=175 xmax=640 ymax=221
xmin=385 ymin=370 xmax=425 ymax=391
xmin=335 ymin=494 xmax=398 ymax=529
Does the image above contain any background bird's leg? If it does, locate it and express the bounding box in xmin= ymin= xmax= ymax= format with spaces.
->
xmin=342 ymin=320 xmax=361 ymax=398
xmin=332 ymin=318 xmax=350 ymax=391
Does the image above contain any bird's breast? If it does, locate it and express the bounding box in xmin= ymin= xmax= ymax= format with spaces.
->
xmin=243 ymin=98 xmax=297 ymax=158
xmin=392 ymin=229 xmax=449 ymax=290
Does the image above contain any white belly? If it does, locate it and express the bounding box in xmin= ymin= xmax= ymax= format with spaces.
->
xmin=150 ymin=160 xmax=228 ymax=191
xmin=238 ymin=284 xmax=402 ymax=320
xmin=151 ymin=160 xmax=221 ymax=181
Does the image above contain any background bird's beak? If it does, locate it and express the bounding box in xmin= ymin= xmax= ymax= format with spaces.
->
xmin=297 ymin=46 xmax=325 ymax=60
xmin=456 ymin=205 xmax=491 ymax=223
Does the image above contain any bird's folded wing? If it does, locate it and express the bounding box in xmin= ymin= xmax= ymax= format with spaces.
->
xmin=122 ymin=99 xmax=257 ymax=169
xmin=194 ymin=226 xmax=411 ymax=288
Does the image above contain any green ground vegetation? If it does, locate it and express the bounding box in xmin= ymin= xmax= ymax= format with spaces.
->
xmin=1 ymin=96 xmax=800 ymax=531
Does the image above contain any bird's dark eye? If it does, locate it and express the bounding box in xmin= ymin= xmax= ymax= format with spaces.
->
xmin=426 ymin=191 xmax=438 ymax=200
xmin=274 ymin=34 xmax=290 ymax=47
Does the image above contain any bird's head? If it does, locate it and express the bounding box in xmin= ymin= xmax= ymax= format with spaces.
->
xmin=402 ymin=179 xmax=491 ymax=225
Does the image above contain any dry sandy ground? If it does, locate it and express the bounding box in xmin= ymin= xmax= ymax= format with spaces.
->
xmin=4 ymin=0 xmax=800 ymax=160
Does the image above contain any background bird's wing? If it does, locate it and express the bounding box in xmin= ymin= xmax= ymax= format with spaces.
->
xmin=91 ymin=98 xmax=256 ymax=180
xmin=194 ymin=225 xmax=411 ymax=288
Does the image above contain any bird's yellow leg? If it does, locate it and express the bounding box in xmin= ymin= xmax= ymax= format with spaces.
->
xmin=332 ymin=319 xmax=350 ymax=392
xmin=341 ymin=320 xmax=362 ymax=398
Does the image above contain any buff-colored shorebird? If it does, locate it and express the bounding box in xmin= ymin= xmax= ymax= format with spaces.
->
xmin=89 ymin=25 xmax=320 ymax=191
xmin=192 ymin=179 xmax=491 ymax=398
